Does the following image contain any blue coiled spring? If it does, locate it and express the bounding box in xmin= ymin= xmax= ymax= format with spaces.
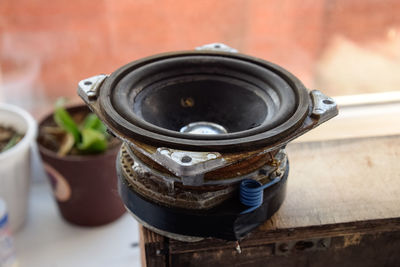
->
xmin=239 ymin=177 xmax=281 ymax=214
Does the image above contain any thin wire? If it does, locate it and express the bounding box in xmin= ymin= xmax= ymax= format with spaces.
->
xmin=239 ymin=177 xmax=281 ymax=214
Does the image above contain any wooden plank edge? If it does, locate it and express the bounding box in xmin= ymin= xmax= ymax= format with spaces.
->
xmin=168 ymin=217 xmax=400 ymax=254
xmin=139 ymin=225 xmax=147 ymax=267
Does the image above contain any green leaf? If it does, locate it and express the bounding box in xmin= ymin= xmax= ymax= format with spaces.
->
xmin=1 ymin=134 xmax=22 ymax=152
xmin=77 ymin=128 xmax=108 ymax=153
xmin=53 ymin=104 xmax=81 ymax=144
xmin=52 ymin=99 xmax=109 ymax=155
xmin=82 ymin=113 xmax=107 ymax=134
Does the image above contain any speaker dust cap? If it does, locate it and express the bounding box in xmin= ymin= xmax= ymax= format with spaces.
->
xmin=78 ymin=44 xmax=338 ymax=153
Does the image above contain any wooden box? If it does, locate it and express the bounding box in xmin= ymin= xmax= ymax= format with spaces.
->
xmin=140 ymin=134 xmax=400 ymax=267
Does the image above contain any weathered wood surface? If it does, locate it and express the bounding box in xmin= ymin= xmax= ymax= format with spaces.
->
xmin=170 ymin=231 xmax=400 ymax=267
xmin=140 ymin=225 xmax=167 ymax=267
xmin=141 ymin=135 xmax=400 ymax=266
xmin=270 ymin=135 xmax=400 ymax=229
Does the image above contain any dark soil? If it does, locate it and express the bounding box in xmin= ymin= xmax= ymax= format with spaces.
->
xmin=38 ymin=110 xmax=86 ymax=154
xmin=38 ymin=108 xmax=120 ymax=156
xmin=0 ymin=126 xmax=23 ymax=152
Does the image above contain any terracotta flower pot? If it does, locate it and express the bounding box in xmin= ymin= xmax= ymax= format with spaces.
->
xmin=38 ymin=105 xmax=125 ymax=226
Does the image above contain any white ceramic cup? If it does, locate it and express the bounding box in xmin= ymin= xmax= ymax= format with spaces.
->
xmin=0 ymin=103 xmax=37 ymax=233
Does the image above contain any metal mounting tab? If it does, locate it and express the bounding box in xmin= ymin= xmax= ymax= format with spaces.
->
xmin=153 ymin=147 xmax=226 ymax=185
xmin=196 ymin=43 xmax=238 ymax=53
xmin=77 ymin=74 xmax=108 ymax=102
xmin=310 ymin=90 xmax=338 ymax=124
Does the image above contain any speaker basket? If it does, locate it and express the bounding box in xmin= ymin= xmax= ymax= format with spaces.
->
xmin=78 ymin=44 xmax=338 ymax=241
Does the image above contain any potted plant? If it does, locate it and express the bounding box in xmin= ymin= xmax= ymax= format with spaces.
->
xmin=0 ymin=103 xmax=37 ymax=233
xmin=37 ymin=100 xmax=125 ymax=226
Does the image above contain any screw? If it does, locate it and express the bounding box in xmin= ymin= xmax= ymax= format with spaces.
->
xmin=318 ymin=239 xmax=328 ymax=248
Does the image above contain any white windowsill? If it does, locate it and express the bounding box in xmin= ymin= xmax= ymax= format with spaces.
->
xmin=14 ymin=182 xmax=141 ymax=267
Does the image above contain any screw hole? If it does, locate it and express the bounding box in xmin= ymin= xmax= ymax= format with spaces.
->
xmin=323 ymin=99 xmax=334 ymax=105
xmin=181 ymin=155 xmax=192 ymax=163
xmin=84 ymin=81 xmax=92 ymax=86
xmin=295 ymin=241 xmax=314 ymax=251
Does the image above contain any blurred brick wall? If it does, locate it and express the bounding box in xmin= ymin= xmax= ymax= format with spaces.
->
xmin=1 ymin=0 xmax=400 ymax=112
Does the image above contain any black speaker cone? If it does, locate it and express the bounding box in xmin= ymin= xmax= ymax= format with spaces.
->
xmin=136 ymin=78 xmax=269 ymax=134
xmin=98 ymin=53 xmax=310 ymax=151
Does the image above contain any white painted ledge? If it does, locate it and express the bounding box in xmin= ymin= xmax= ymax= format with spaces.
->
xmin=14 ymin=182 xmax=141 ymax=267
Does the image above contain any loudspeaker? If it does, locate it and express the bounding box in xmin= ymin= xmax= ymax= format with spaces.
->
xmin=78 ymin=43 xmax=338 ymax=241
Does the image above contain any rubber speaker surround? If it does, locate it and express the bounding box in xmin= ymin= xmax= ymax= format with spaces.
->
xmin=97 ymin=51 xmax=310 ymax=151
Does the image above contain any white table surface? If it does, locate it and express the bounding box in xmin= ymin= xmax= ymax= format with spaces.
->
xmin=14 ymin=181 xmax=141 ymax=267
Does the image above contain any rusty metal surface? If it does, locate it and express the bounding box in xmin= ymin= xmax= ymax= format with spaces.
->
xmin=119 ymin=146 xmax=236 ymax=209
xmin=119 ymin=144 xmax=287 ymax=209
xmin=128 ymin=143 xmax=282 ymax=182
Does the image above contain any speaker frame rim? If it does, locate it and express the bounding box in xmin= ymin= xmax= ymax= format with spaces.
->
xmin=112 ymin=55 xmax=297 ymax=138
xmin=97 ymin=50 xmax=310 ymax=151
